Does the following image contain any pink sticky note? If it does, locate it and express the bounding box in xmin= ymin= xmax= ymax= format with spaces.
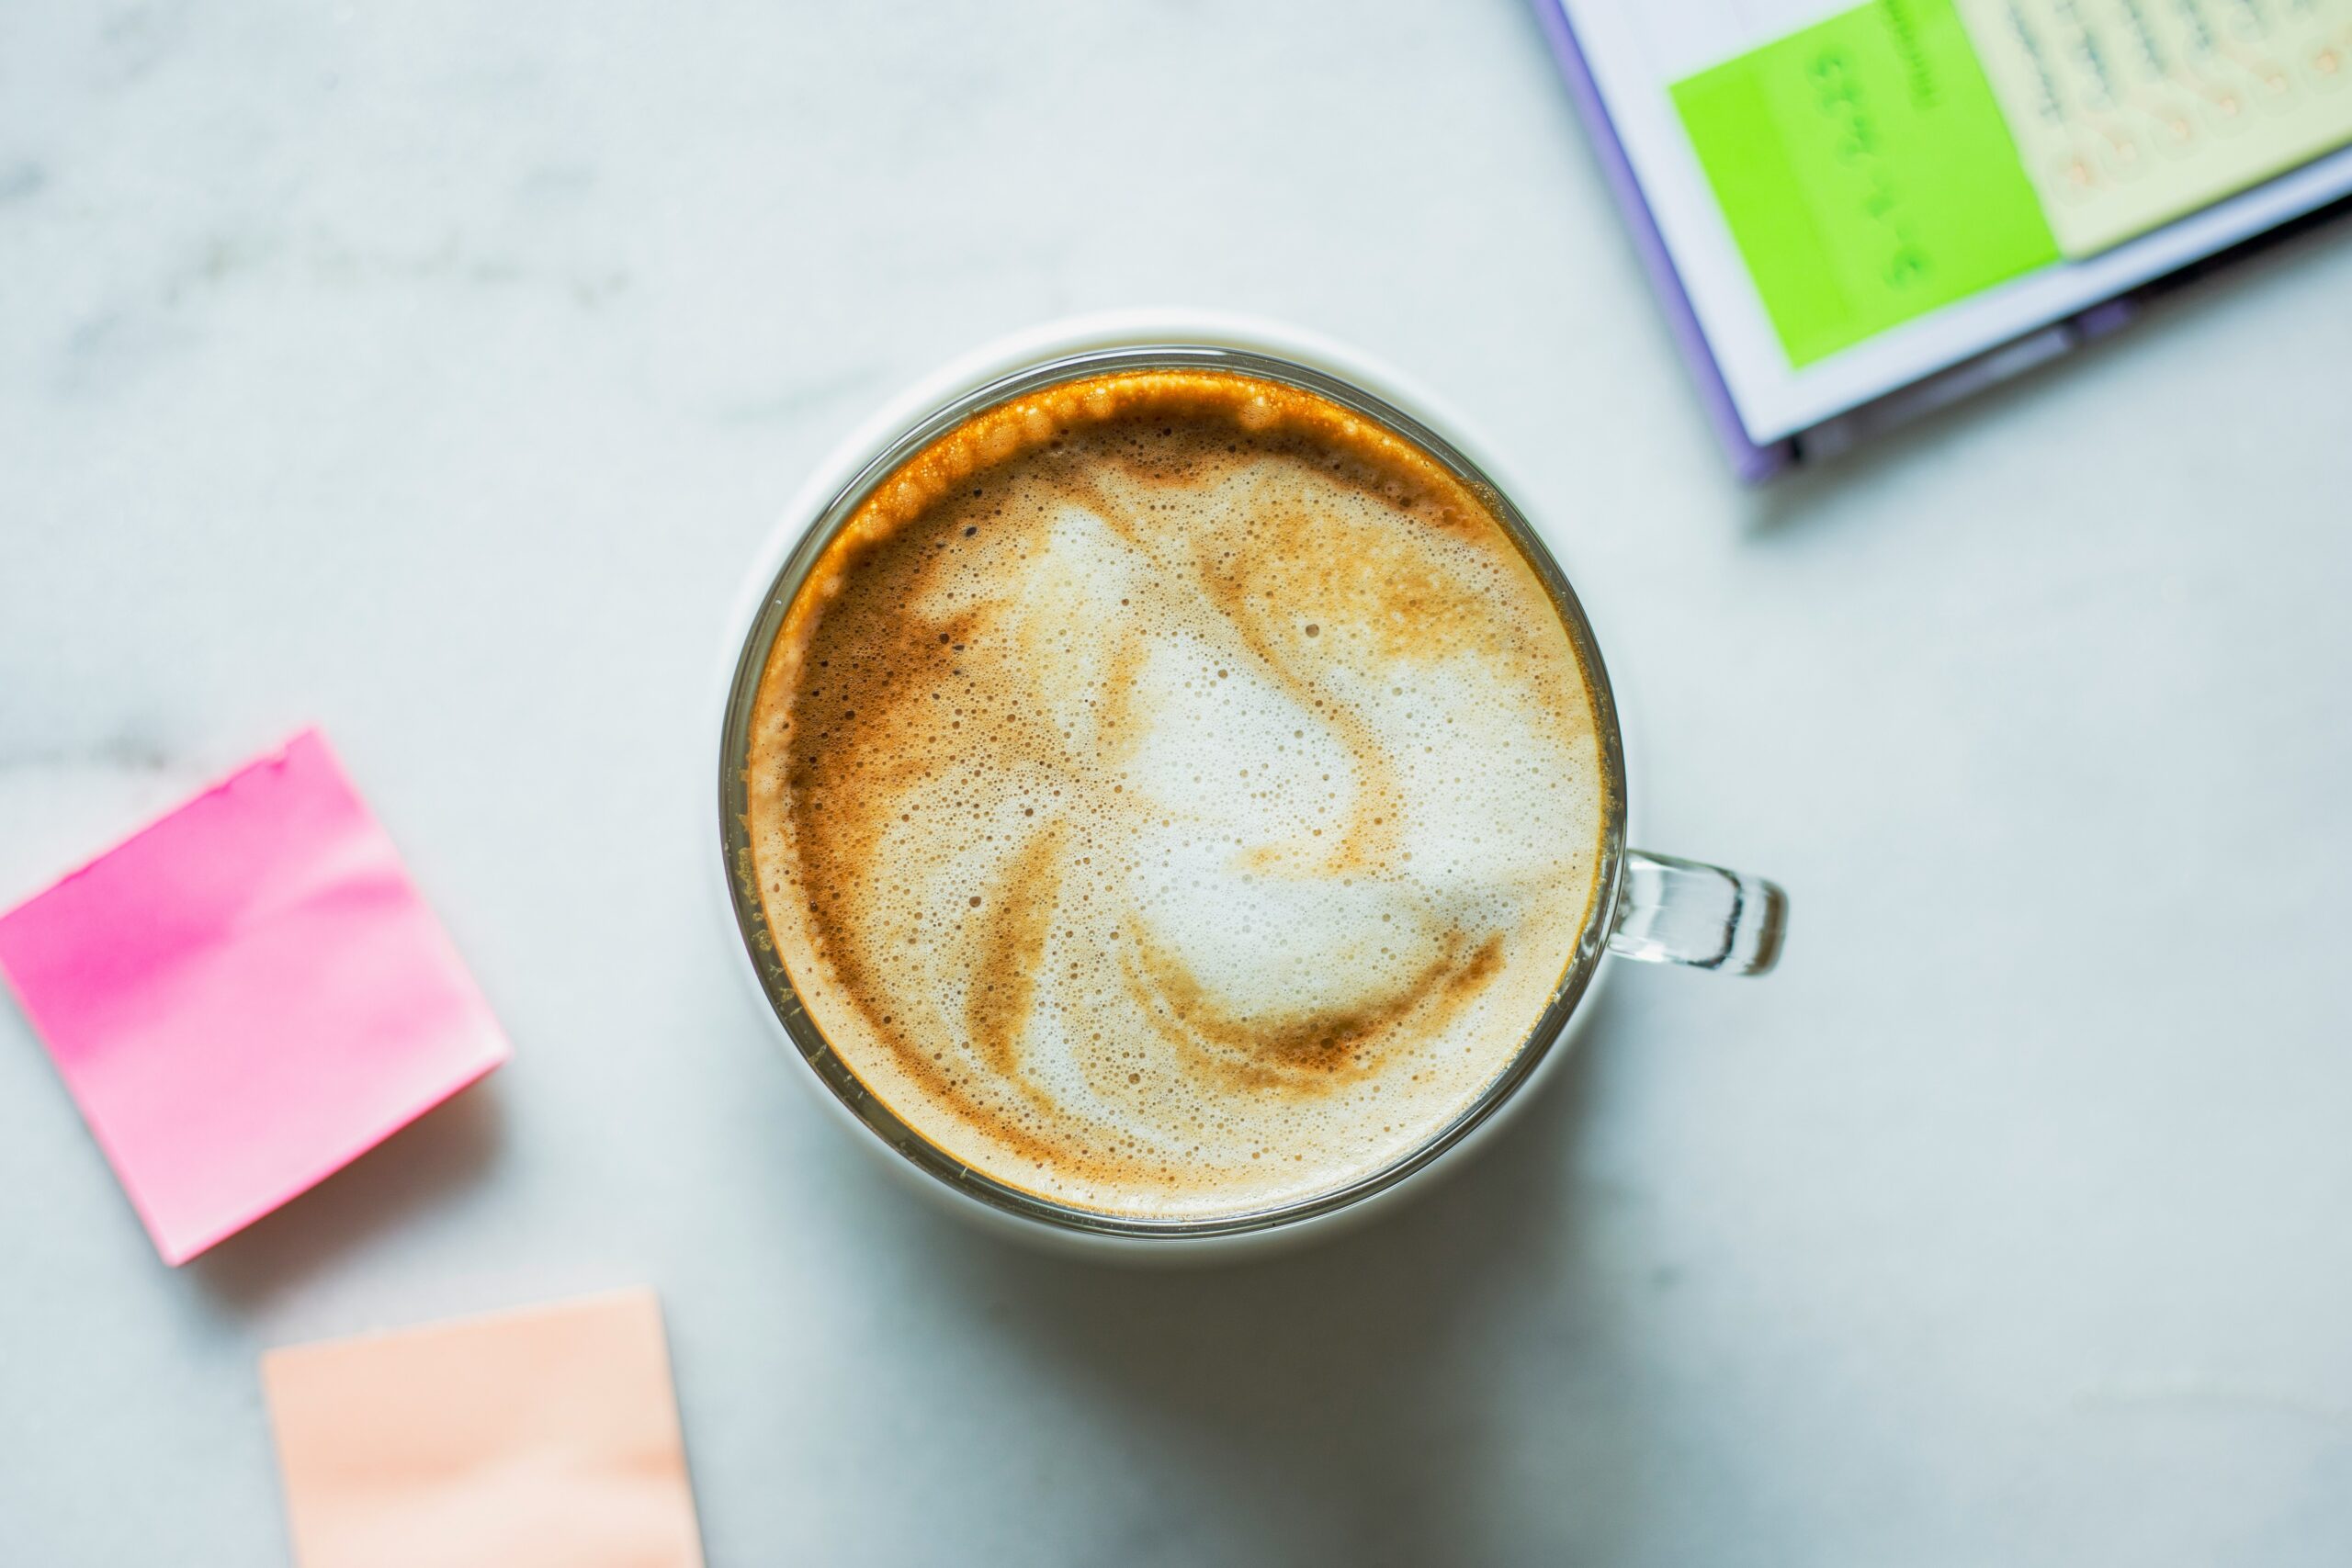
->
xmin=263 ymin=1289 xmax=707 ymax=1568
xmin=0 ymin=728 xmax=509 ymax=1264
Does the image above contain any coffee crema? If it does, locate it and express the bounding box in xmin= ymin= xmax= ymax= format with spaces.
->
xmin=744 ymin=367 xmax=1608 ymax=1219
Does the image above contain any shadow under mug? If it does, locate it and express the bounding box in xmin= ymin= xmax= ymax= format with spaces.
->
xmin=716 ymin=313 xmax=1786 ymax=1259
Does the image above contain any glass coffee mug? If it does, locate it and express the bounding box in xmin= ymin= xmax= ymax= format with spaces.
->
xmin=715 ymin=313 xmax=1785 ymax=1258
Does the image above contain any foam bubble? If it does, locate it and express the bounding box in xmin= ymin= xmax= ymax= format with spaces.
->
xmin=745 ymin=369 xmax=1606 ymax=1218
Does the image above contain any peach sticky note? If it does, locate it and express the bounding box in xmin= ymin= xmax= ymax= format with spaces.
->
xmin=0 ymin=729 xmax=508 ymax=1264
xmin=262 ymin=1290 xmax=707 ymax=1568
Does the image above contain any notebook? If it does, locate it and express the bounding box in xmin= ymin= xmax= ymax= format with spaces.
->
xmin=1534 ymin=0 xmax=2352 ymax=476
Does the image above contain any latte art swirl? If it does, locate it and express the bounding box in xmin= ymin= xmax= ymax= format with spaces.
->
xmin=746 ymin=369 xmax=1607 ymax=1218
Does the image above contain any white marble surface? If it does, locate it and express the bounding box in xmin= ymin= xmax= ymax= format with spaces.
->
xmin=5 ymin=2 xmax=2350 ymax=1562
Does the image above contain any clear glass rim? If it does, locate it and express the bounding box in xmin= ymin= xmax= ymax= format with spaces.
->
xmin=717 ymin=344 xmax=1630 ymax=1239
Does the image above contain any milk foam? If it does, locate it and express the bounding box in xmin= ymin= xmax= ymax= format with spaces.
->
xmin=746 ymin=370 xmax=1607 ymax=1218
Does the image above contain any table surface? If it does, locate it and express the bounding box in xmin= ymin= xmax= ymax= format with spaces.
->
xmin=5 ymin=3 xmax=2349 ymax=1563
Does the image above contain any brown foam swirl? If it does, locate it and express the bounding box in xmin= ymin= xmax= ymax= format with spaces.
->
xmin=744 ymin=368 xmax=1607 ymax=1217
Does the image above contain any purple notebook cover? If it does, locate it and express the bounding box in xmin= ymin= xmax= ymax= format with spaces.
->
xmin=1528 ymin=0 xmax=2350 ymax=479
xmin=1529 ymin=0 xmax=1793 ymax=481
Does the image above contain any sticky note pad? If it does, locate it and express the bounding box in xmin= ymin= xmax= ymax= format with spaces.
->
xmin=0 ymin=729 xmax=509 ymax=1264
xmin=1672 ymin=0 xmax=2060 ymax=366
xmin=1955 ymin=0 xmax=2352 ymax=256
xmin=262 ymin=1290 xmax=707 ymax=1568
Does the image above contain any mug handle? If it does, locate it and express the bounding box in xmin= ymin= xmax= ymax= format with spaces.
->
xmin=1608 ymin=849 xmax=1788 ymax=976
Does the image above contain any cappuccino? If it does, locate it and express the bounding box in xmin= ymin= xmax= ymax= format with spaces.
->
xmin=743 ymin=368 xmax=1608 ymax=1219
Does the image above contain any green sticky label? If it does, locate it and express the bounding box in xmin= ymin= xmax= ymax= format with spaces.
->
xmin=1671 ymin=0 xmax=2058 ymax=367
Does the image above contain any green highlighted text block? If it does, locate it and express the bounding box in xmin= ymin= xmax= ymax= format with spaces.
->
xmin=1671 ymin=0 xmax=2058 ymax=367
